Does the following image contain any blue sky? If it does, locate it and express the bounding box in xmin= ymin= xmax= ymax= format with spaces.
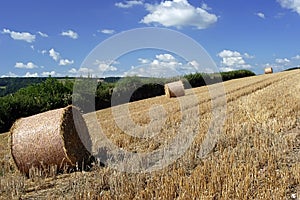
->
xmin=0 ymin=0 xmax=300 ymax=77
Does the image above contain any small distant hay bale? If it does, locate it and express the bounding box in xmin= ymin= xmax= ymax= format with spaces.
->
xmin=264 ymin=67 xmax=273 ymax=74
xmin=10 ymin=106 xmax=92 ymax=176
xmin=164 ymin=80 xmax=185 ymax=98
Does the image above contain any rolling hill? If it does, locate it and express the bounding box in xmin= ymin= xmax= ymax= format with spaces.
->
xmin=0 ymin=69 xmax=299 ymax=199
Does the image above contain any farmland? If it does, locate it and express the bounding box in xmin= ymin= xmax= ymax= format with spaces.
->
xmin=0 ymin=69 xmax=300 ymax=199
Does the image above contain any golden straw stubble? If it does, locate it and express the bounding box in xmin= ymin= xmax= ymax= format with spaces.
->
xmin=10 ymin=105 xmax=92 ymax=176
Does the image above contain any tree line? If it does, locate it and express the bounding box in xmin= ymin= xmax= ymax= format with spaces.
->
xmin=0 ymin=70 xmax=255 ymax=133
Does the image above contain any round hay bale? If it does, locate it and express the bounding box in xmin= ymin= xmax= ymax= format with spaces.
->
xmin=10 ymin=106 xmax=92 ymax=176
xmin=164 ymin=80 xmax=185 ymax=98
xmin=264 ymin=67 xmax=273 ymax=74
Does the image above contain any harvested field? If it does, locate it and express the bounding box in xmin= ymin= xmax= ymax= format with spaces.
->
xmin=0 ymin=69 xmax=299 ymax=199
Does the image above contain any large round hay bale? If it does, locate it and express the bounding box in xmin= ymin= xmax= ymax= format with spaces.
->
xmin=10 ymin=106 xmax=92 ymax=176
xmin=264 ymin=67 xmax=273 ymax=74
xmin=164 ymin=80 xmax=185 ymax=98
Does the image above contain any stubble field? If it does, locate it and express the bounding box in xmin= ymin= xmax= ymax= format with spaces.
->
xmin=0 ymin=69 xmax=299 ymax=199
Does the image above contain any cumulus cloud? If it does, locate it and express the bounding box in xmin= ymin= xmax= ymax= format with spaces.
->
xmin=141 ymin=0 xmax=218 ymax=29
xmin=115 ymin=0 xmax=144 ymax=8
xmin=150 ymin=54 xmax=182 ymax=70
xmin=49 ymin=48 xmax=74 ymax=66
xmin=68 ymin=68 xmax=78 ymax=74
xmin=49 ymin=48 xmax=60 ymax=61
xmin=255 ymin=12 xmax=265 ymax=19
xmin=61 ymin=30 xmax=79 ymax=39
xmin=59 ymin=59 xmax=74 ymax=66
xmin=79 ymin=68 xmax=94 ymax=74
xmin=201 ymin=3 xmax=212 ymax=11
xmin=219 ymin=67 xmax=236 ymax=72
xmin=244 ymin=53 xmax=255 ymax=59
xmin=1 ymin=72 xmax=18 ymax=78
xmin=218 ymin=50 xmax=253 ymax=70
xmin=277 ymin=0 xmax=300 ymax=15
xmin=94 ymin=60 xmax=118 ymax=72
xmin=15 ymin=62 xmax=38 ymax=69
xmin=24 ymin=72 xmax=38 ymax=77
xmin=2 ymin=28 xmax=35 ymax=43
xmin=37 ymin=31 xmax=48 ymax=37
xmin=39 ymin=49 xmax=47 ymax=55
xmin=41 ymin=71 xmax=56 ymax=77
xmin=138 ymin=58 xmax=150 ymax=64
xmin=187 ymin=60 xmax=200 ymax=68
xmin=155 ymin=53 xmax=176 ymax=62
xmin=275 ymin=58 xmax=290 ymax=65
xmin=100 ymin=29 xmax=116 ymax=34
xmin=69 ymin=67 xmax=95 ymax=76
xmin=127 ymin=53 xmax=203 ymax=77
xmin=292 ymin=55 xmax=300 ymax=60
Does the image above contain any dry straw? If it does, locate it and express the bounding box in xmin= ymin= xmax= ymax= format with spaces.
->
xmin=164 ymin=80 xmax=185 ymax=98
xmin=10 ymin=105 xmax=92 ymax=176
xmin=264 ymin=67 xmax=273 ymax=74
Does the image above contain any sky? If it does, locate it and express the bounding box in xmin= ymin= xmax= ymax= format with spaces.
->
xmin=0 ymin=0 xmax=300 ymax=77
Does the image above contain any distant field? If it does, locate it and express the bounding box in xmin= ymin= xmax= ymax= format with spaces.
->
xmin=0 ymin=70 xmax=299 ymax=199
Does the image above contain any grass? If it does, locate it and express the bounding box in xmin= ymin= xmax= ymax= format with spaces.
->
xmin=0 ymin=69 xmax=299 ymax=199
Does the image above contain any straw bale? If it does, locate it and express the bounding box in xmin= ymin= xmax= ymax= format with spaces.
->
xmin=164 ymin=80 xmax=185 ymax=98
xmin=10 ymin=106 xmax=92 ymax=176
xmin=264 ymin=67 xmax=273 ymax=74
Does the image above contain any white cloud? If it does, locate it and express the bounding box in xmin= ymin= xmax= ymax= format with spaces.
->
xmin=256 ymin=12 xmax=265 ymax=19
xmin=218 ymin=50 xmax=252 ymax=69
xmin=277 ymin=0 xmax=300 ymax=15
xmin=61 ymin=30 xmax=79 ymax=39
xmin=219 ymin=67 xmax=235 ymax=72
xmin=74 ymin=67 xmax=95 ymax=76
xmin=218 ymin=50 xmax=241 ymax=58
xmin=244 ymin=53 xmax=255 ymax=59
xmin=79 ymin=68 xmax=93 ymax=73
xmin=68 ymin=68 xmax=78 ymax=74
xmin=150 ymin=55 xmax=181 ymax=69
xmin=141 ymin=0 xmax=218 ymax=29
xmin=68 ymin=67 xmax=95 ymax=77
xmin=275 ymin=58 xmax=290 ymax=65
xmin=24 ymin=72 xmax=38 ymax=77
xmin=94 ymin=60 xmax=118 ymax=72
xmin=39 ymin=49 xmax=47 ymax=55
xmin=292 ymin=55 xmax=300 ymax=60
xmin=15 ymin=62 xmax=38 ymax=69
xmin=41 ymin=71 xmax=56 ymax=77
xmin=115 ymin=0 xmax=143 ymax=8
xmin=37 ymin=31 xmax=48 ymax=37
xmin=179 ymin=60 xmax=201 ymax=72
xmin=49 ymin=48 xmax=60 ymax=61
xmin=1 ymin=72 xmax=17 ymax=78
xmin=128 ymin=53 xmax=202 ymax=77
xmin=2 ymin=28 xmax=35 ymax=43
xmin=187 ymin=60 xmax=200 ymax=68
xmin=100 ymin=29 xmax=116 ymax=34
xmin=49 ymin=48 xmax=74 ymax=66
xmin=201 ymin=3 xmax=212 ymax=11
xmin=59 ymin=59 xmax=74 ymax=66
xmin=138 ymin=58 xmax=150 ymax=64
xmin=155 ymin=53 xmax=176 ymax=62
